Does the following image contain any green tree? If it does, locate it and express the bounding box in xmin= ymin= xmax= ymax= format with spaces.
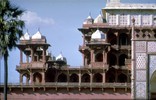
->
xmin=0 ymin=0 xmax=25 ymax=100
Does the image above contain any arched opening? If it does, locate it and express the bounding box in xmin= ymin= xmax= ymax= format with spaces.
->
xmin=106 ymin=68 xmax=115 ymax=82
xmin=82 ymin=73 xmax=90 ymax=82
xmin=57 ymin=73 xmax=67 ymax=82
xmin=107 ymin=32 xmax=117 ymax=45
xmin=93 ymin=73 xmax=102 ymax=82
xmin=45 ymin=67 xmax=56 ymax=82
xmin=119 ymin=54 xmax=128 ymax=66
xmin=119 ymin=33 xmax=128 ymax=45
xmin=70 ymin=73 xmax=79 ymax=82
xmin=33 ymin=72 xmax=42 ymax=83
xmin=118 ymin=73 xmax=127 ymax=83
xmin=150 ymin=71 xmax=156 ymax=99
xmin=108 ymin=52 xmax=117 ymax=67
xmin=95 ymin=53 xmax=103 ymax=62
xmin=23 ymin=73 xmax=30 ymax=84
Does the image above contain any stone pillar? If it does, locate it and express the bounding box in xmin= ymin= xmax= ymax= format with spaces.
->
xmin=131 ymin=18 xmax=136 ymax=99
xmin=42 ymin=47 xmax=46 ymax=62
xmin=103 ymin=51 xmax=105 ymax=63
xmin=102 ymin=72 xmax=106 ymax=83
xmin=20 ymin=50 xmax=23 ymax=63
xmin=83 ymin=54 xmax=85 ymax=66
xmin=91 ymin=49 xmax=94 ymax=63
xmin=31 ymin=48 xmax=34 ymax=62
xmin=42 ymin=72 xmax=45 ymax=84
xmin=20 ymin=73 xmax=23 ymax=84
xmin=26 ymin=55 xmax=29 ymax=63
xmin=90 ymin=73 xmax=92 ymax=83
xmin=30 ymin=72 xmax=33 ymax=84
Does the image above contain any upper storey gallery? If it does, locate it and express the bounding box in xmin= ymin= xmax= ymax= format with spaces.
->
xmin=83 ymin=0 xmax=156 ymax=27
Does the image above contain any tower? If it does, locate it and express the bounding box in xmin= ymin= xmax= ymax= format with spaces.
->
xmin=16 ymin=30 xmax=50 ymax=84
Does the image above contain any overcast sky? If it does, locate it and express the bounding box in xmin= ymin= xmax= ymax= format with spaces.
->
xmin=0 ymin=0 xmax=156 ymax=83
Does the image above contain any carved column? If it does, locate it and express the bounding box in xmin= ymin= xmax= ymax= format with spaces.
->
xmin=26 ymin=55 xmax=29 ymax=63
xmin=91 ymin=49 xmax=94 ymax=63
xmin=20 ymin=73 xmax=23 ymax=84
xmin=103 ymin=71 xmax=106 ymax=83
xmin=20 ymin=50 xmax=23 ymax=63
xmin=30 ymin=72 xmax=33 ymax=84
xmin=42 ymin=47 xmax=46 ymax=62
xmin=31 ymin=48 xmax=34 ymax=62
xmin=90 ymin=73 xmax=92 ymax=83
xmin=42 ymin=72 xmax=45 ymax=84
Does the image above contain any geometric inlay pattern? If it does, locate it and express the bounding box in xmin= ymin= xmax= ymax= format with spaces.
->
xmin=149 ymin=55 xmax=156 ymax=78
xmin=136 ymin=53 xmax=147 ymax=69
xmin=135 ymin=41 xmax=146 ymax=52
xmin=136 ymin=70 xmax=146 ymax=81
xmin=148 ymin=42 xmax=156 ymax=52
xmin=136 ymin=82 xmax=146 ymax=98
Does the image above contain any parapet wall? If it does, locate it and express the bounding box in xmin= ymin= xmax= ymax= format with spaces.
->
xmin=0 ymin=88 xmax=131 ymax=100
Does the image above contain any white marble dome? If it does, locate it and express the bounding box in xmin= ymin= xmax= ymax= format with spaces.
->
xmin=91 ymin=29 xmax=105 ymax=40
xmin=56 ymin=53 xmax=67 ymax=63
xmin=83 ymin=15 xmax=94 ymax=24
xmin=20 ymin=32 xmax=30 ymax=40
xmin=32 ymin=31 xmax=42 ymax=39
xmin=94 ymin=14 xmax=104 ymax=23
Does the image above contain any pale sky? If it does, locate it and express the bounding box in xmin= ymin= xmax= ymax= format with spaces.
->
xmin=0 ymin=0 xmax=156 ymax=83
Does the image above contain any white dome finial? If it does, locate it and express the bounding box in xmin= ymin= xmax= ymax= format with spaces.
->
xmin=32 ymin=29 xmax=42 ymax=39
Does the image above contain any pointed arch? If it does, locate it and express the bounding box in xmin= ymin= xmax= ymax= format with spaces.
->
xmin=93 ymin=73 xmax=102 ymax=82
xmin=82 ymin=73 xmax=90 ymax=82
xmin=119 ymin=54 xmax=128 ymax=66
xmin=57 ymin=73 xmax=67 ymax=82
xmin=33 ymin=72 xmax=42 ymax=83
xmin=118 ymin=73 xmax=127 ymax=83
xmin=70 ymin=73 xmax=79 ymax=82
xmin=95 ymin=52 xmax=103 ymax=62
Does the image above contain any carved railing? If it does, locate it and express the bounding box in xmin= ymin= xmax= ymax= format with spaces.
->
xmin=91 ymin=62 xmax=108 ymax=69
xmin=0 ymin=82 xmax=130 ymax=88
xmin=16 ymin=62 xmax=45 ymax=70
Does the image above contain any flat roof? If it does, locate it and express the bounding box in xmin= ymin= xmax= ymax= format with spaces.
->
xmin=104 ymin=3 xmax=156 ymax=10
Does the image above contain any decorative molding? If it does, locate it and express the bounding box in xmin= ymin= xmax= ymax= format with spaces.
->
xmin=148 ymin=42 xmax=156 ymax=53
xmin=136 ymin=53 xmax=147 ymax=69
xmin=136 ymin=70 xmax=146 ymax=81
xmin=135 ymin=41 xmax=146 ymax=52
xmin=136 ymin=82 xmax=146 ymax=99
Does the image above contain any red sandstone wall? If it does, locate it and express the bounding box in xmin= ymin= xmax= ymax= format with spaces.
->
xmin=0 ymin=88 xmax=131 ymax=100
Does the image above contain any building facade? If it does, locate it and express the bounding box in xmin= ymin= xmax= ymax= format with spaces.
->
xmin=0 ymin=0 xmax=156 ymax=99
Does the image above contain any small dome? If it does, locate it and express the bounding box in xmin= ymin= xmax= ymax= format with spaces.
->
xmin=94 ymin=14 xmax=104 ymax=23
xmin=83 ymin=15 xmax=94 ymax=24
xmin=32 ymin=31 xmax=42 ymax=39
xmin=20 ymin=32 xmax=30 ymax=40
xmin=91 ymin=29 xmax=105 ymax=40
xmin=56 ymin=53 xmax=67 ymax=63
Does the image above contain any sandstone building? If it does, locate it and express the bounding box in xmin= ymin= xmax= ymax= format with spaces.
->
xmin=0 ymin=0 xmax=156 ymax=99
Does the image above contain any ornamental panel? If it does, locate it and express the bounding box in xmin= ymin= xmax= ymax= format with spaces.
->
xmin=136 ymin=82 xmax=146 ymax=99
xmin=136 ymin=70 xmax=146 ymax=81
xmin=148 ymin=42 xmax=156 ymax=52
xmin=136 ymin=53 xmax=147 ymax=69
xmin=135 ymin=41 xmax=146 ymax=52
xmin=149 ymin=55 xmax=156 ymax=78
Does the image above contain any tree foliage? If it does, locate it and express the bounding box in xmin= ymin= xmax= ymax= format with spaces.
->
xmin=0 ymin=0 xmax=25 ymax=56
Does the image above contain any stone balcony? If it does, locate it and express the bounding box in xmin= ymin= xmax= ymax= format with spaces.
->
xmin=16 ymin=62 xmax=45 ymax=70
xmin=91 ymin=62 xmax=108 ymax=69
